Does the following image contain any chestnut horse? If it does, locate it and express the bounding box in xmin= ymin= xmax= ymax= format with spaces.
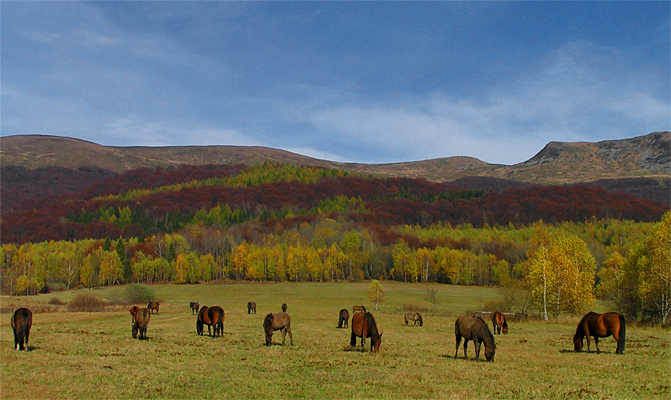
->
xmin=352 ymin=305 xmax=365 ymax=314
xmin=338 ymin=309 xmax=350 ymax=328
xmin=129 ymin=305 xmax=140 ymax=323
xmin=264 ymin=312 xmax=293 ymax=346
xmin=455 ymin=314 xmax=495 ymax=362
xmin=11 ymin=308 xmax=32 ymax=351
xmin=132 ymin=308 xmax=151 ymax=340
xmin=190 ymin=302 xmax=200 ymax=315
xmin=350 ymin=309 xmax=383 ymax=352
xmin=197 ymin=306 xmax=225 ymax=337
xmin=573 ymin=312 xmax=625 ymax=354
xmin=491 ymin=311 xmax=508 ymax=334
xmin=247 ymin=302 xmax=257 ymax=314
xmin=147 ymin=302 xmax=160 ymax=314
xmin=404 ymin=312 xmax=423 ymax=326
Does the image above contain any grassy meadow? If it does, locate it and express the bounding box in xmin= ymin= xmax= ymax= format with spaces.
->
xmin=1 ymin=282 xmax=669 ymax=399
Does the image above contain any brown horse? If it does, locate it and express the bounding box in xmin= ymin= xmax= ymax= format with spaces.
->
xmin=404 ymin=312 xmax=423 ymax=326
xmin=455 ymin=314 xmax=496 ymax=362
xmin=132 ymin=308 xmax=151 ymax=340
xmin=281 ymin=303 xmax=287 ymax=312
xmin=147 ymin=302 xmax=160 ymax=314
xmin=11 ymin=308 xmax=32 ymax=351
xmin=352 ymin=305 xmax=365 ymax=314
xmin=129 ymin=305 xmax=140 ymax=323
xmin=197 ymin=306 xmax=225 ymax=337
xmin=573 ymin=312 xmax=625 ymax=354
xmin=338 ymin=309 xmax=350 ymax=328
xmin=491 ymin=311 xmax=508 ymax=334
xmin=190 ymin=302 xmax=200 ymax=315
xmin=247 ymin=301 xmax=257 ymax=314
xmin=264 ymin=312 xmax=293 ymax=346
xmin=350 ymin=310 xmax=383 ymax=352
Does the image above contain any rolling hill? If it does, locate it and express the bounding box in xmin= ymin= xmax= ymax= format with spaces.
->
xmin=2 ymin=131 xmax=669 ymax=184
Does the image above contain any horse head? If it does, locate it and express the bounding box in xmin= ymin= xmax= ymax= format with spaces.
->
xmin=485 ymin=344 xmax=495 ymax=362
xmin=372 ymin=332 xmax=383 ymax=353
xmin=573 ymin=334 xmax=584 ymax=352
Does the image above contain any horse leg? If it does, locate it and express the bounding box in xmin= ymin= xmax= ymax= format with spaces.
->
xmin=474 ymin=339 xmax=482 ymax=361
xmin=463 ymin=340 xmax=469 ymax=359
xmin=281 ymin=328 xmax=286 ymax=345
xmin=350 ymin=331 xmax=357 ymax=350
xmin=594 ymin=337 xmax=600 ymax=354
xmin=287 ymin=327 xmax=293 ymax=346
xmin=455 ymin=335 xmax=462 ymax=358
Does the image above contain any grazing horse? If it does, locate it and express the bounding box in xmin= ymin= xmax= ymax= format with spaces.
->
xmin=338 ymin=309 xmax=350 ymax=328
xmin=147 ymin=302 xmax=160 ymax=314
xmin=350 ymin=310 xmax=383 ymax=352
xmin=352 ymin=305 xmax=365 ymax=314
xmin=247 ymin=302 xmax=257 ymax=314
xmin=573 ymin=312 xmax=625 ymax=354
xmin=11 ymin=308 xmax=32 ymax=351
xmin=455 ymin=314 xmax=496 ymax=362
xmin=264 ymin=312 xmax=293 ymax=346
xmin=190 ymin=302 xmax=200 ymax=315
xmin=129 ymin=305 xmax=140 ymax=323
xmin=491 ymin=311 xmax=508 ymax=334
xmin=132 ymin=308 xmax=151 ymax=340
xmin=404 ymin=312 xmax=423 ymax=326
xmin=197 ymin=306 xmax=225 ymax=337
xmin=281 ymin=303 xmax=287 ymax=312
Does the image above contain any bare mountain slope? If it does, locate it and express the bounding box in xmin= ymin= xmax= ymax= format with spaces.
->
xmin=1 ymin=131 xmax=669 ymax=185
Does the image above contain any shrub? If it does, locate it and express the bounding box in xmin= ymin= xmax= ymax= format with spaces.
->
xmin=123 ymin=284 xmax=156 ymax=305
xmin=48 ymin=297 xmax=65 ymax=305
xmin=68 ymin=293 xmax=107 ymax=312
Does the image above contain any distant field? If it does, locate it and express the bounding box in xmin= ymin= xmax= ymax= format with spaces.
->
xmin=1 ymin=282 xmax=669 ymax=399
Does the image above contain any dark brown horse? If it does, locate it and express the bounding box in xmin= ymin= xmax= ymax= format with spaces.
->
xmin=264 ymin=312 xmax=293 ymax=346
xmin=281 ymin=303 xmax=287 ymax=312
xmin=197 ymin=306 xmax=225 ymax=337
xmin=129 ymin=305 xmax=140 ymax=323
xmin=247 ymin=301 xmax=257 ymax=314
xmin=132 ymin=308 xmax=151 ymax=340
xmin=491 ymin=311 xmax=508 ymax=334
xmin=350 ymin=309 xmax=383 ymax=352
xmin=190 ymin=302 xmax=200 ymax=315
xmin=147 ymin=302 xmax=160 ymax=314
xmin=338 ymin=309 xmax=350 ymax=328
xmin=455 ymin=314 xmax=495 ymax=362
xmin=573 ymin=312 xmax=625 ymax=354
xmin=11 ymin=308 xmax=32 ymax=351
xmin=404 ymin=312 xmax=423 ymax=326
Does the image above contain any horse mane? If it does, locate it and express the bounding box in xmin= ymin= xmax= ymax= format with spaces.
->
xmin=361 ymin=306 xmax=367 ymax=313
xmin=364 ymin=312 xmax=380 ymax=339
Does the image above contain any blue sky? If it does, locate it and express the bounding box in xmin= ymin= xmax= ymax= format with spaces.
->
xmin=2 ymin=1 xmax=669 ymax=165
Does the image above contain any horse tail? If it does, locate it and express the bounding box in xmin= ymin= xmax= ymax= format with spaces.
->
xmin=618 ymin=314 xmax=626 ymax=354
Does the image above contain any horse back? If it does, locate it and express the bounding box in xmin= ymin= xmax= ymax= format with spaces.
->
xmin=135 ymin=308 xmax=151 ymax=326
xmin=351 ymin=311 xmax=365 ymax=337
xmin=198 ymin=306 xmax=211 ymax=325
xmin=208 ymin=306 xmax=225 ymax=325
xmin=11 ymin=308 xmax=32 ymax=331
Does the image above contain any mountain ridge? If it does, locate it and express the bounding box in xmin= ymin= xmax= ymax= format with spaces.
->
xmin=1 ymin=131 xmax=669 ymax=185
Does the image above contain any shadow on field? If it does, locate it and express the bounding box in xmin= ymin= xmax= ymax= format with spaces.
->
xmin=438 ymin=354 xmax=486 ymax=361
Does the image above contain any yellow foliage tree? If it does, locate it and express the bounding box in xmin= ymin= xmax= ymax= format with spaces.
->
xmin=526 ymin=224 xmax=596 ymax=320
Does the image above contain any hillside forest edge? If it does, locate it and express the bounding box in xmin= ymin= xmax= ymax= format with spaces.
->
xmin=1 ymin=162 xmax=670 ymax=325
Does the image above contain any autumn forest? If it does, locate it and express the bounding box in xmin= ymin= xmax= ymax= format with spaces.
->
xmin=1 ymin=163 xmax=669 ymax=324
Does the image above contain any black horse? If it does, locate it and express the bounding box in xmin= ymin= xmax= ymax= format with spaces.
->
xmin=190 ymin=302 xmax=200 ymax=315
xmin=11 ymin=308 xmax=32 ymax=351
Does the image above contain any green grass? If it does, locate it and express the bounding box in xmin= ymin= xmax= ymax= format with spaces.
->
xmin=1 ymin=282 xmax=669 ymax=399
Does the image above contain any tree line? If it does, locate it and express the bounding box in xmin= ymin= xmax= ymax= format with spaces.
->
xmin=2 ymin=213 xmax=669 ymax=324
